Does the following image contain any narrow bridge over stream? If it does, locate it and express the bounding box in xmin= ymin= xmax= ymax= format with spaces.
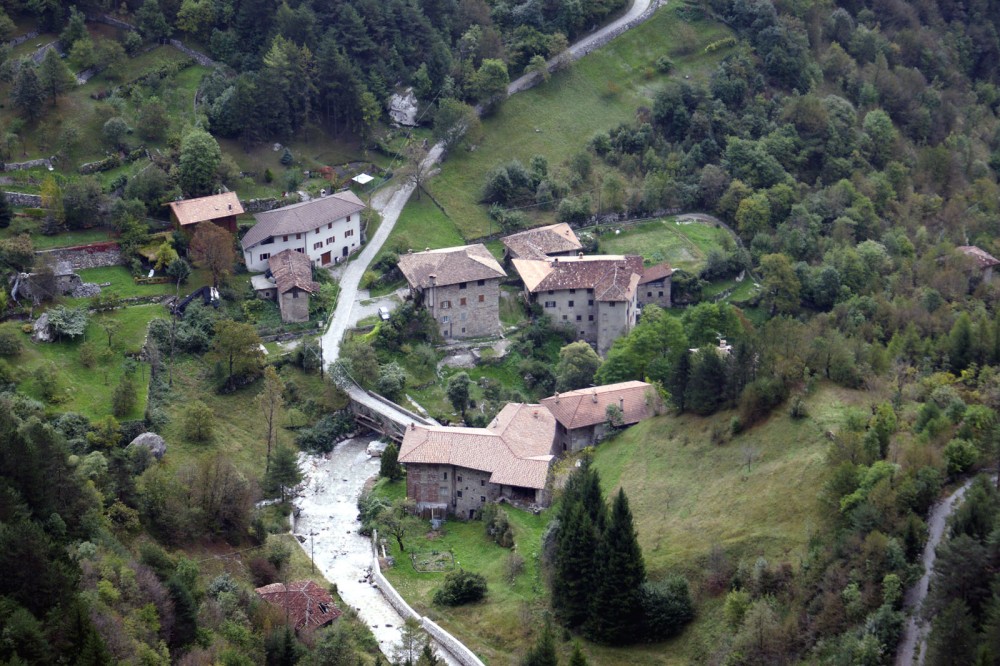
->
xmin=345 ymin=383 xmax=439 ymax=442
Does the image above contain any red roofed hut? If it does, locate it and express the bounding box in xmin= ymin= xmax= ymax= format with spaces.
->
xmin=255 ymin=580 xmax=341 ymax=633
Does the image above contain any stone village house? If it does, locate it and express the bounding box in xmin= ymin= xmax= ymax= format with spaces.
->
xmin=398 ymin=403 xmax=556 ymax=519
xmin=241 ymin=190 xmax=366 ymax=272
xmin=540 ymin=380 xmax=660 ymax=452
xmin=638 ymin=263 xmax=674 ymax=310
xmin=169 ymin=192 xmax=244 ymax=235
xmin=251 ymin=249 xmax=320 ymax=323
xmin=511 ymin=254 xmax=644 ymax=356
xmin=397 ymin=244 xmax=506 ymax=339
xmin=398 ymin=382 xmax=659 ymax=516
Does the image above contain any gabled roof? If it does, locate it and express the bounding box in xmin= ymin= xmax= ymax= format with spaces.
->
xmin=169 ymin=192 xmax=244 ymax=226
xmin=639 ymin=263 xmax=674 ymax=284
xmin=540 ymin=381 xmax=657 ymax=430
xmin=268 ymin=249 xmax=320 ymax=295
xmin=502 ymin=223 xmax=583 ymax=260
xmin=398 ymin=403 xmax=555 ymax=489
xmin=255 ymin=580 xmax=341 ymax=631
xmin=512 ymin=255 xmax=644 ymax=302
xmin=397 ymin=244 xmax=506 ymax=289
xmin=957 ymin=245 xmax=1000 ymax=269
xmin=242 ymin=191 xmax=366 ymax=250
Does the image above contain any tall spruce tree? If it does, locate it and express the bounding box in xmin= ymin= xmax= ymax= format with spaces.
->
xmin=586 ymin=488 xmax=646 ymax=644
xmin=552 ymin=501 xmax=599 ymax=628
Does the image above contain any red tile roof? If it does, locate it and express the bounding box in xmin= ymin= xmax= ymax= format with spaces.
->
xmin=268 ymin=249 xmax=320 ymax=294
xmin=169 ymin=192 xmax=244 ymax=226
xmin=540 ymin=381 xmax=658 ymax=430
xmin=957 ymin=245 xmax=1000 ymax=268
xmin=639 ymin=263 xmax=674 ymax=284
xmin=255 ymin=581 xmax=341 ymax=631
xmin=512 ymin=255 xmax=644 ymax=302
xmin=502 ymin=223 xmax=583 ymax=260
xmin=398 ymin=403 xmax=555 ymax=489
xmin=397 ymin=244 xmax=506 ymax=289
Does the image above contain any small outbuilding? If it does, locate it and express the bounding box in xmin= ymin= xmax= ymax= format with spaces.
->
xmin=541 ymin=381 xmax=660 ymax=452
xmin=168 ymin=192 xmax=243 ymax=234
xmin=261 ymin=249 xmax=320 ymax=323
xmin=958 ymin=245 xmax=1000 ymax=283
xmin=255 ymin=581 xmax=341 ymax=633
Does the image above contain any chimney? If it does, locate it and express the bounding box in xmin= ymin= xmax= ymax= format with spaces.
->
xmin=578 ymin=251 xmax=583 ymax=258
xmin=619 ymin=397 xmax=624 ymax=411
xmin=410 ymin=422 xmax=415 ymax=430
xmin=554 ymin=392 xmax=560 ymax=403
xmin=533 ymin=410 xmax=538 ymax=418
xmin=228 ymin=203 xmax=232 ymax=210
xmin=553 ymin=257 xmax=559 ymax=264
xmin=592 ymin=389 xmax=598 ymax=403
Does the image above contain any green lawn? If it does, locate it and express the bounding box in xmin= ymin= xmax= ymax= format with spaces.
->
xmin=73 ymin=265 xmax=213 ymax=299
xmin=424 ymin=8 xmax=735 ymax=240
xmin=373 ymin=195 xmax=465 ymax=266
xmin=0 ymin=218 xmax=114 ymax=249
xmin=5 ymin=304 xmax=161 ymax=420
xmin=595 ymin=217 xmax=732 ymax=271
xmin=376 ymin=479 xmax=552 ymax=665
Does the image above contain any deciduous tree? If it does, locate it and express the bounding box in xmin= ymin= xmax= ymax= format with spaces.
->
xmin=178 ymin=128 xmax=222 ymax=197
xmin=211 ymin=319 xmax=264 ymax=387
xmin=257 ymin=366 xmax=284 ymax=471
xmin=556 ymin=341 xmax=601 ymax=391
xmin=189 ymin=222 xmax=235 ymax=287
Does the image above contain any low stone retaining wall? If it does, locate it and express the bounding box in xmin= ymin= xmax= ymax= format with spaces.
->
xmin=168 ymin=39 xmax=216 ymax=67
xmin=36 ymin=242 xmax=123 ymax=271
xmin=3 ymin=158 xmax=52 ymax=172
xmin=244 ymin=197 xmax=283 ymax=213
xmin=8 ymin=31 xmax=39 ymax=48
xmin=370 ymin=530 xmax=486 ymax=666
xmin=4 ymin=192 xmax=42 ymax=207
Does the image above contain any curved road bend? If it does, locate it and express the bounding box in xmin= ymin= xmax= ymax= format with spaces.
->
xmin=304 ymin=0 xmax=661 ymax=660
xmin=895 ymin=475 xmax=995 ymax=666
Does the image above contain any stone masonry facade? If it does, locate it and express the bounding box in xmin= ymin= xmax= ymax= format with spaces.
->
xmin=35 ymin=243 xmax=123 ymax=271
xmin=277 ymin=287 xmax=311 ymax=323
xmin=405 ymin=463 xmax=500 ymax=519
xmin=426 ymin=278 xmax=501 ymax=339
xmin=540 ymin=287 xmax=635 ymax=356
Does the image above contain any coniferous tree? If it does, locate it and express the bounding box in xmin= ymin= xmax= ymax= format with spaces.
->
xmin=521 ymin=621 xmax=558 ymax=666
xmin=666 ymin=349 xmax=690 ymax=412
xmin=10 ymin=66 xmax=45 ymax=121
xmin=552 ymin=501 xmax=599 ymax=628
xmin=686 ymin=348 xmax=727 ymax=415
xmin=380 ymin=442 xmax=403 ymax=481
xmin=0 ymin=192 xmax=12 ymax=229
xmin=265 ymin=445 xmax=303 ymax=502
xmin=586 ymin=489 xmax=646 ymax=644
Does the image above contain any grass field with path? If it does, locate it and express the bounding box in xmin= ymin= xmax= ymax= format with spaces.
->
xmin=424 ymin=8 xmax=735 ymax=241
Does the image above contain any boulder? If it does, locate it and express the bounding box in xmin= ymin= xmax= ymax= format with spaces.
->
xmin=128 ymin=432 xmax=167 ymax=460
xmin=32 ymin=313 xmax=52 ymax=342
xmin=388 ymin=88 xmax=419 ymax=126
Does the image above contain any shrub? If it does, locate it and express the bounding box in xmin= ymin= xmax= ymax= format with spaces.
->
xmin=943 ymin=437 xmax=977 ymax=476
xmin=433 ymin=569 xmax=488 ymax=606
xmin=655 ymin=56 xmax=675 ymax=73
xmin=296 ymin=411 xmax=355 ymax=453
xmin=183 ymin=400 xmax=214 ymax=442
xmin=723 ymin=589 xmax=751 ymax=628
xmin=640 ymin=576 xmax=695 ymax=640
xmin=249 ymin=557 xmax=279 ymax=586
xmin=0 ymin=330 xmax=22 ymax=356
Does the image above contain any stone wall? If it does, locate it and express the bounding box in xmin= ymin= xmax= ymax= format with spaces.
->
xmin=168 ymin=39 xmax=216 ymax=67
xmin=420 ymin=618 xmax=486 ymax=666
xmin=8 ymin=31 xmax=39 ymax=48
xmin=3 ymin=158 xmax=53 ymax=172
xmin=243 ymin=197 xmax=283 ymax=213
xmin=36 ymin=242 xmax=123 ymax=271
xmin=4 ymin=192 xmax=42 ymax=207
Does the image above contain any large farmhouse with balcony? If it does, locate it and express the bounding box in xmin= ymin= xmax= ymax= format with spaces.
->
xmin=512 ymin=254 xmax=644 ymax=356
xmin=169 ymin=192 xmax=243 ymax=234
xmin=241 ymin=191 xmax=366 ymax=272
xmin=398 ymin=403 xmax=557 ymax=518
xmin=397 ymin=244 xmax=506 ymax=339
xmin=540 ymin=380 xmax=660 ymax=452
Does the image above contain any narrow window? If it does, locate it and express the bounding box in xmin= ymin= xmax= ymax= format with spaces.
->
xmin=478 ymin=279 xmax=485 ymax=286
xmin=460 ymin=297 xmax=467 ymax=306
xmin=459 ymin=282 xmax=467 ymax=290
xmin=478 ymin=294 xmax=485 ymax=302
xmin=568 ymin=300 xmax=574 ymax=307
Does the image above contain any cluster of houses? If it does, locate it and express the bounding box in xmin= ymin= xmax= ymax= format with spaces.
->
xmin=398 ymin=380 xmax=660 ymax=518
xmin=397 ymin=222 xmax=673 ymax=355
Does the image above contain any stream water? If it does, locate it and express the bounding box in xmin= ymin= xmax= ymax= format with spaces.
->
xmin=292 ymin=437 xmax=459 ymax=664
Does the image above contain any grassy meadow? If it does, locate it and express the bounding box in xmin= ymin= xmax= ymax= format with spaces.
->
xmin=4 ymin=304 xmax=159 ymax=420
xmin=594 ymin=216 xmax=735 ymax=271
xmin=423 ymin=7 xmax=736 ymax=241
